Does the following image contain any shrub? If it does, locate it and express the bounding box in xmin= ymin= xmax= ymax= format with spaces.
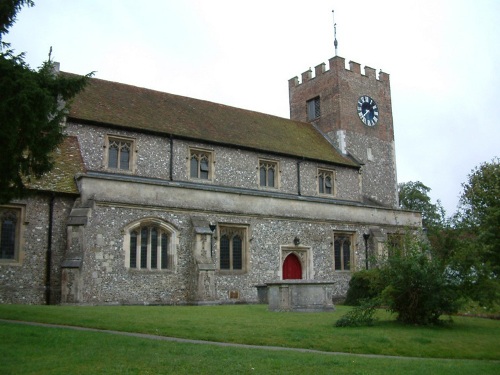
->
xmin=379 ymin=233 xmax=462 ymax=325
xmin=335 ymin=299 xmax=378 ymax=327
xmin=344 ymin=269 xmax=383 ymax=306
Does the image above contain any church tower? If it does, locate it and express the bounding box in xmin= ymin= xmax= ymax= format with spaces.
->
xmin=289 ymin=56 xmax=398 ymax=208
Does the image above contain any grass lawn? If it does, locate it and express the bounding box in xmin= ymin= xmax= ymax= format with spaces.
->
xmin=0 ymin=304 xmax=499 ymax=374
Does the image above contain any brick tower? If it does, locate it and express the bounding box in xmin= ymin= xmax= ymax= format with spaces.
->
xmin=289 ymin=56 xmax=398 ymax=208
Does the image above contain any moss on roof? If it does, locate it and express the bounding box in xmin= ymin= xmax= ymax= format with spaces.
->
xmin=67 ymin=75 xmax=358 ymax=167
xmin=27 ymin=136 xmax=85 ymax=194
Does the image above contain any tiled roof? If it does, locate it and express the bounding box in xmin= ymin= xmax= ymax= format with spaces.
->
xmin=27 ymin=136 xmax=85 ymax=194
xmin=67 ymin=75 xmax=358 ymax=167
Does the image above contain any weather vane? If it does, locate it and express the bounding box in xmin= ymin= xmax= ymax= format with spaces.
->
xmin=332 ymin=10 xmax=338 ymax=56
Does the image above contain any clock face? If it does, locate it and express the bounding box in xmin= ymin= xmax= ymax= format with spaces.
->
xmin=357 ymin=95 xmax=379 ymax=126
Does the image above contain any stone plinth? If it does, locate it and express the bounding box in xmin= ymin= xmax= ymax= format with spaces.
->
xmin=266 ymin=281 xmax=336 ymax=312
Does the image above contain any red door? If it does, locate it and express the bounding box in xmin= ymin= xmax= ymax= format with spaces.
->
xmin=283 ymin=254 xmax=302 ymax=279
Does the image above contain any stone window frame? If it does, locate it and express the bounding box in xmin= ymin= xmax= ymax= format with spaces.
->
xmin=307 ymin=96 xmax=321 ymax=121
xmin=189 ymin=147 xmax=214 ymax=181
xmin=217 ymin=224 xmax=249 ymax=274
xmin=258 ymin=158 xmax=279 ymax=189
xmin=104 ymin=134 xmax=136 ymax=172
xmin=0 ymin=205 xmax=25 ymax=265
xmin=317 ymin=168 xmax=336 ymax=196
xmin=123 ymin=218 xmax=178 ymax=272
xmin=333 ymin=232 xmax=355 ymax=272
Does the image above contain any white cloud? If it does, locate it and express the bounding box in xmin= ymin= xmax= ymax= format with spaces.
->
xmin=6 ymin=0 xmax=499 ymax=215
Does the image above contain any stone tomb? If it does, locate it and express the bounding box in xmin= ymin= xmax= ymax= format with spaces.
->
xmin=266 ymin=281 xmax=336 ymax=312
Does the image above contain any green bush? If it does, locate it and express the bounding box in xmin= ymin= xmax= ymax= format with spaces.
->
xmin=344 ymin=269 xmax=383 ymax=306
xmin=335 ymin=299 xmax=378 ymax=327
xmin=379 ymin=233 xmax=463 ymax=325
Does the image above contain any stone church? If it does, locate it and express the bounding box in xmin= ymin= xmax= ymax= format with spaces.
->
xmin=0 ymin=55 xmax=421 ymax=305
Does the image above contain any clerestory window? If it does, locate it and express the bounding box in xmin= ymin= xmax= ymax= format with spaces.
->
xmin=106 ymin=136 xmax=135 ymax=171
xmin=190 ymin=148 xmax=213 ymax=180
xmin=318 ymin=169 xmax=335 ymax=196
xmin=259 ymin=159 xmax=278 ymax=188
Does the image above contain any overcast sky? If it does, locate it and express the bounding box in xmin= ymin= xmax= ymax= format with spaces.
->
xmin=7 ymin=0 xmax=499 ymax=216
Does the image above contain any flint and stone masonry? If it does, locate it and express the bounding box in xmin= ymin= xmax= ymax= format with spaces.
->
xmin=0 ymin=55 xmax=421 ymax=305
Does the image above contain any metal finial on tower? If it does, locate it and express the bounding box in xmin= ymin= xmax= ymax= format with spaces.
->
xmin=332 ymin=10 xmax=338 ymax=56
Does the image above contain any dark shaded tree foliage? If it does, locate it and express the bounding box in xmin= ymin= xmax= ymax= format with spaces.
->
xmin=398 ymin=181 xmax=445 ymax=230
xmin=379 ymin=232 xmax=462 ymax=325
xmin=398 ymin=180 xmax=453 ymax=263
xmin=342 ymin=164 xmax=499 ymax=326
xmin=342 ymin=232 xmax=462 ymax=326
xmin=450 ymin=158 xmax=500 ymax=306
xmin=0 ymin=0 xmax=91 ymax=204
xmin=456 ymin=157 xmax=500 ymax=273
xmin=0 ymin=0 xmax=33 ymax=38
xmin=343 ymin=269 xmax=383 ymax=306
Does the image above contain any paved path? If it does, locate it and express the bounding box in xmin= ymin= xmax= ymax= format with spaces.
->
xmin=1 ymin=319 xmax=497 ymax=363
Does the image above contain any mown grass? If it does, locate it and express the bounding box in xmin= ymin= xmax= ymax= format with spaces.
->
xmin=1 ymin=322 xmax=499 ymax=375
xmin=0 ymin=304 xmax=499 ymax=374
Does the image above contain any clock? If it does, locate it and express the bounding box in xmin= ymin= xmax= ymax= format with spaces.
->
xmin=357 ymin=95 xmax=379 ymax=126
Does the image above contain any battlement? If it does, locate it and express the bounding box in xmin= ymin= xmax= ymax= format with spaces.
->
xmin=288 ymin=56 xmax=389 ymax=88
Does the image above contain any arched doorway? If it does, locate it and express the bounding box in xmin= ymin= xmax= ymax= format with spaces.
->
xmin=282 ymin=253 xmax=302 ymax=279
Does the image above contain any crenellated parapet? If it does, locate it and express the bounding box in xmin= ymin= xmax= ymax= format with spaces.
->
xmin=288 ymin=54 xmax=397 ymax=208
xmin=289 ymin=56 xmax=390 ymax=88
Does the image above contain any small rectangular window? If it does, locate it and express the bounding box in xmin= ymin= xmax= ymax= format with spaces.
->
xmin=189 ymin=148 xmax=213 ymax=180
xmin=0 ymin=206 xmax=22 ymax=263
xmin=219 ymin=226 xmax=248 ymax=273
xmin=318 ymin=169 xmax=335 ymax=196
xmin=0 ymin=206 xmax=23 ymax=263
xmin=259 ymin=159 xmax=278 ymax=188
xmin=307 ymin=97 xmax=321 ymax=121
xmin=334 ymin=233 xmax=352 ymax=271
xmin=106 ymin=136 xmax=134 ymax=171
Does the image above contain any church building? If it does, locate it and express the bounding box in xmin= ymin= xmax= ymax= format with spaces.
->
xmin=0 ymin=56 xmax=421 ymax=305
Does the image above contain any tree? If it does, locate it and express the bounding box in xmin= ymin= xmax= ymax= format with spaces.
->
xmin=456 ymin=157 xmax=500 ymax=273
xmin=449 ymin=158 xmax=500 ymax=306
xmin=398 ymin=181 xmax=452 ymax=261
xmin=0 ymin=0 xmax=32 ymax=38
xmin=398 ymin=181 xmax=445 ymax=230
xmin=0 ymin=0 xmax=91 ymax=204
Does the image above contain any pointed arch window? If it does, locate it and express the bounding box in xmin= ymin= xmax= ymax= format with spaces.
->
xmin=125 ymin=220 xmax=177 ymax=271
